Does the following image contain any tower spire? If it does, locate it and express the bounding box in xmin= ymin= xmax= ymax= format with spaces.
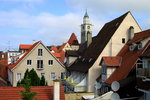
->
xmin=84 ymin=9 xmax=89 ymax=18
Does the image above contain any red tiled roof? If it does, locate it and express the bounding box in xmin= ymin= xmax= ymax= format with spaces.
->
xmin=52 ymin=53 xmax=61 ymax=58
xmin=8 ymin=41 xmax=40 ymax=70
xmin=68 ymin=33 xmax=79 ymax=45
xmin=0 ymin=60 xmax=8 ymax=80
xmin=59 ymin=51 xmax=65 ymax=64
xmin=128 ymin=29 xmax=150 ymax=44
xmin=105 ymin=30 xmax=150 ymax=84
xmin=50 ymin=46 xmax=58 ymax=53
xmin=58 ymin=43 xmax=67 ymax=52
xmin=19 ymin=44 xmax=32 ymax=50
xmin=102 ymin=56 xmax=121 ymax=66
xmin=0 ymin=86 xmax=65 ymax=100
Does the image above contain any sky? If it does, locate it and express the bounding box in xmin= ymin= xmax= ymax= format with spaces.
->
xmin=0 ymin=0 xmax=150 ymax=51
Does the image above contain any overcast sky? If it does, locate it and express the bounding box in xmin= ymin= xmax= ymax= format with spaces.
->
xmin=0 ymin=0 xmax=149 ymax=51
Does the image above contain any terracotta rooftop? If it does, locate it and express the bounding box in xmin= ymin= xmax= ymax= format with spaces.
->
xmin=101 ymin=56 xmax=121 ymax=66
xmin=52 ymin=53 xmax=61 ymax=58
xmin=68 ymin=33 xmax=79 ymax=45
xmin=19 ymin=44 xmax=32 ymax=50
xmin=0 ymin=86 xmax=65 ymax=100
xmin=50 ymin=46 xmax=58 ymax=53
xmin=105 ymin=29 xmax=150 ymax=84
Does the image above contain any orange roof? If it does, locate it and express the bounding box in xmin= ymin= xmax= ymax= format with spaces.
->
xmin=0 ymin=86 xmax=65 ymax=100
xmin=50 ymin=46 xmax=58 ymax=53
xmin=68 ymin=33 xmax=79 ymax=45
xmin=58 ymin=43 xmax=67 ymax=52
xmin=128 ymin=29 xmax=150 ymax=44
xmin=102 ymin=56 xmax=121 ymax=66
xmin=8 ymin=41 xmax=40 ymax=70
xmin=0 ymin=59 xmax=8 ymax=80
xmin=19 ymin=44 xmax=32 ymax=50
xmin=105 ymin=41 xmax=150 ymax=84
xmin=52 ymin=53 xmax=61 ymax=58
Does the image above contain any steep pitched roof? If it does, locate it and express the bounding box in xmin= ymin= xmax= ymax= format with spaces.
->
xmin=52 ymin=53 xmax=61 ymax=58
xmin=105 ymin=29 xmax=150 ymax=84
xmin=68 ymin=33 xmax=79 ymax=45
xmin=8 ymin=41 xmax=40 ymax=70
xmin=68 ymin=12 xmax=129 ymax=72
xmin=19 ymin=44 xmax=32 ymax=50
xmin=0 ymin=86 xmax=65 ymax=100
xmin=101 ymin=56 xmax=121 ymax=66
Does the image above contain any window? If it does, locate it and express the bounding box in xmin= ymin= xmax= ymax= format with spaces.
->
xmin=51 ymin=72 xmax=55 ymax=80
xmin=129 ymin=45 xmax=134 ymax=51
xmin=138 ymin=43 xmax=142 ymax=50
xmin=16 ymin=73 xmax=22 ymax=81
xmin=37 ymin=60 xmax=43 ymax=69
xmin=41 ymin=73 xmax=45 ymax=77
xmin=38 ymin=49 xmax=43 ymax=56
xmin=122 ymin=38 xmax=125 ymax=44
xmin=27 ymin=60 xmax=32 ymax=65
xmin=48 ymin=60 xmax=53 ymax=66
xmin=61 ymin=72 xmax=65 ymax=79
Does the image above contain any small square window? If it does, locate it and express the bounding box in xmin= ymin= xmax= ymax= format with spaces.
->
xmin=48 ymin=60 xmax=53 ymax=66
xmin=122 ymin=38 xmax=125 ymax=44
xmin=27 ymin=60 xmax=32 ymax=66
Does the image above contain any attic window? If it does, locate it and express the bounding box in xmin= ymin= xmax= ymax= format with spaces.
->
xmin=89 ymin=58 xmax=92 ymax=62
xmin=115 ymin=23 xmax=119 ymax=26
xmin=129 ymin=45 xmax=134 ymax=51
xmin=137 ymin=43 xmax=142 ymax=50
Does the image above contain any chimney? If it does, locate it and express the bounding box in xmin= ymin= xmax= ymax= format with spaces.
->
xmin=53 ymin=80 xmax=60 ymax=100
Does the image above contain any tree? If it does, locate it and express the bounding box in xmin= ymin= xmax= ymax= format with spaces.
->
xmin=40 ymin=75 xmax=47 ymax=86
xmin=20 ymin=75 xmax=38 ymax=100
xmin=29 ymin=69 xmax=40 ymax=86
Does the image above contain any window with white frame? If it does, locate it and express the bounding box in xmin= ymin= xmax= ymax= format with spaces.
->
xmin=38 ymin=49 xmax=43 ymax=56
xmin=27 ymin=60 xmax=32 ymax=66
xmin=51 ymin=72 xmax=55 ymax=80
xmin=16 ymin=73 xmax=22 ymax=81
xmin=37 ymin=60 xmax=43 ymax=69
xmin=48 ymin=60 xmax=53 ymax=66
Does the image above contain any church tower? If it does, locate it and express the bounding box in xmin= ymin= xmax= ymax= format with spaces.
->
xmin=81 ymin=11 xmax=92 ymax=47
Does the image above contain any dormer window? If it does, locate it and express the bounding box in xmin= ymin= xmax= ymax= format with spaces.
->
xmin=138 ymin=43 xmax=142 ymax=50
xmin=129 ymin=44 xmax=134 ymax=51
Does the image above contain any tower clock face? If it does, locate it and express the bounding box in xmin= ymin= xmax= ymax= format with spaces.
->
xmin=87 ymin=26 xmax=90 ymax=29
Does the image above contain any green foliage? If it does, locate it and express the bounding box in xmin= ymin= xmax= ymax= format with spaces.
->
xmin=20 ymin=76 xmax=38 ymax=100
xmin=17 ymin=68 xmax=47 ymax=86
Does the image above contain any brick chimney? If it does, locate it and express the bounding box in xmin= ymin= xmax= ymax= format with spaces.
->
xmin=53 ymin=80 xmax=60 ymax=100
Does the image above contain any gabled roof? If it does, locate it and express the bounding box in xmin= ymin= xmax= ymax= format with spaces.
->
xmin=68 ymin=12 xmax=129 ymax=72
xmin=105 ymin=29 xmax=150 ymax=84
xmin=58 ymin=43 xmax=67 ymax=52
xmin=52 ymin=53 xmax=61 ymax=58
xmin=68 ymin=33 xmax=79 ymax=45
xmin=101 ymin=56 xmax=121 ymax=66
xmin=8 ymin=41 xmax=40 ymax=70
xmin=0 ymin=86 xmax=65 ymax=100
xmin=19 ymin=44 xmax=32 ymax=50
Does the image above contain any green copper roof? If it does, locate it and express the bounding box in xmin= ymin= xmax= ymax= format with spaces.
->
xmin=84 ymin=11 xmax=89 ymax=18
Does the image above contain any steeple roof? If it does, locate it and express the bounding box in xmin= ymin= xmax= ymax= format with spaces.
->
xmin=84 ymin=10 xmax=89 ymax=18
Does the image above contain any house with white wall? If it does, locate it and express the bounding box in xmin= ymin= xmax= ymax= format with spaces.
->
xmin=66 ymin=11 xmax=142 ymax=92
xmin=8 ymin=41 xmax=66 ymax=86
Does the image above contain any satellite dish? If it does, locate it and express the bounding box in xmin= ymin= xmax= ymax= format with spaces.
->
xmin=111 ymin=81 xmax=120 ymax=91
xmin=110 ymin=93 xmax=120 ymax=100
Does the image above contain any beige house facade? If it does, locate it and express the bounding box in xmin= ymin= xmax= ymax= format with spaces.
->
xmin=8 ymin=41 xmax=66 ymax=86
xmin=67 ymin=11 xmax=142 ymax=92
